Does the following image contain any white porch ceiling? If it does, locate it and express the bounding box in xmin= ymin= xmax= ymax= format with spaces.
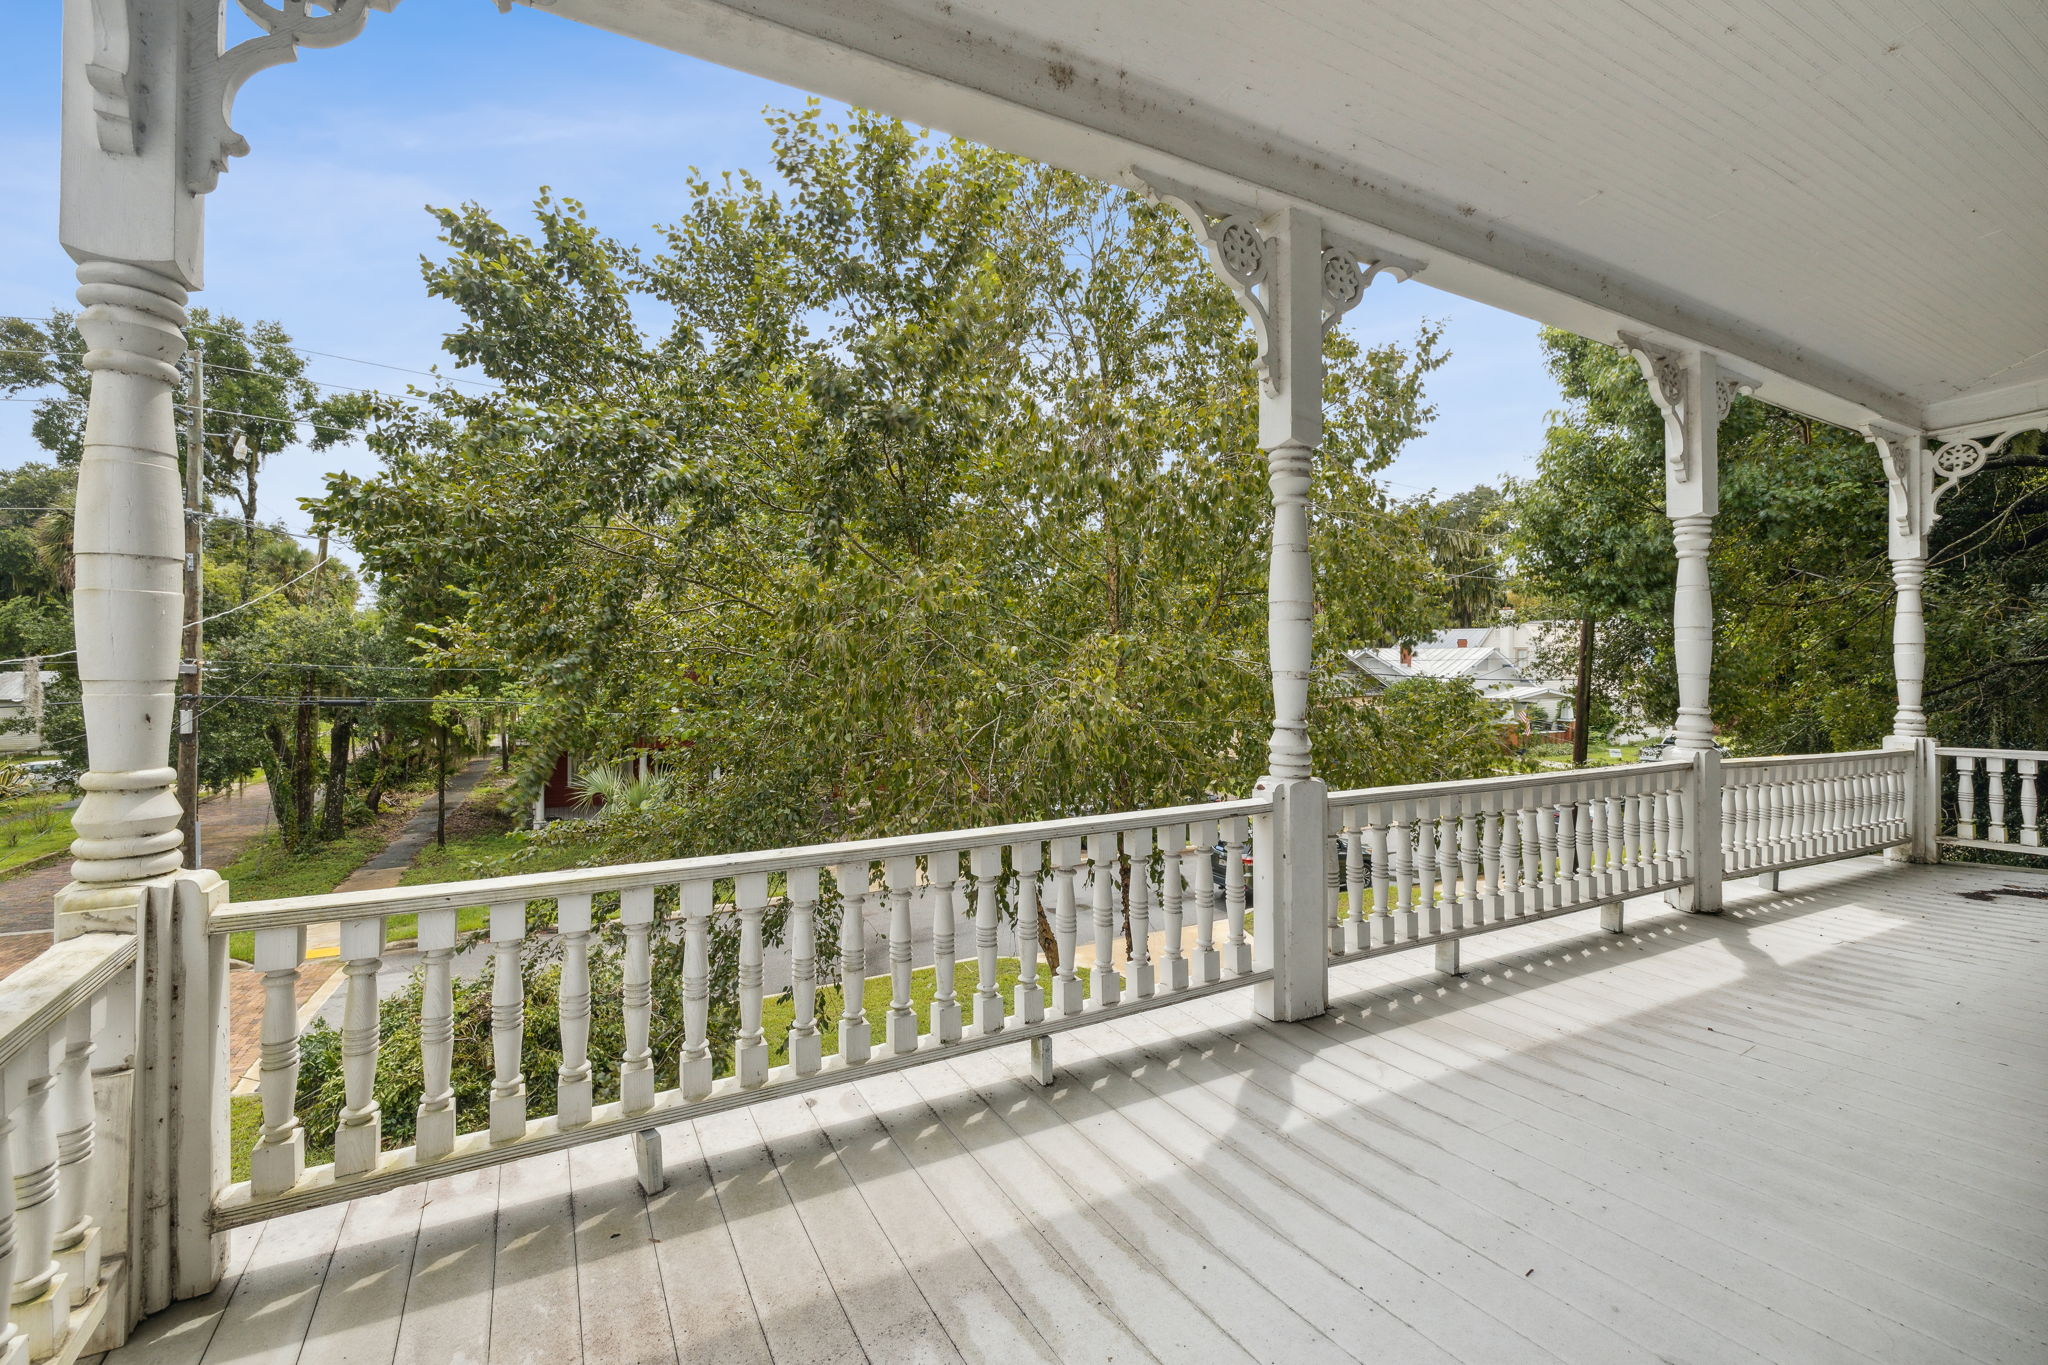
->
xmin=543 ymin=0 xmax=2048 ymax=437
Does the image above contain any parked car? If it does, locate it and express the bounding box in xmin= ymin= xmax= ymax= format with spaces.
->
xmin=1210 ymin=837 xmax=1370 ymax=906
xmin=1637 ymin=732 xmax=1725 ymax=762
xmin=13 ymin=759 xmax=75 ymax=793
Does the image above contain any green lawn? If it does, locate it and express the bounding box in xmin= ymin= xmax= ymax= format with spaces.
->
xmin=222 ymin=792 xmax=431 ymax=960
xmin=1526 ymin=741 xmax=1641 ymax=769
xmin=0 ymin=794 xmax=73 ymax=876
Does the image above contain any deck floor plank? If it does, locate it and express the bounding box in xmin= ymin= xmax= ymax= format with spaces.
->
xmin=102 ymin=858 xmax=2048 ymax=1365
xmin=566 ymin=1138 xmax=678 ymax=1365
xmin=747 ymin=1094 xmax=963 ymax=1364
xmin=640 ymin=1123 xmax=773 ymax=1364
xmin=390 ymin=1164 xmax=499 ymax=1365
xmin=693 ymin=1107 xmax=867 ymax=1365
xmin=487 ymin=1149 xmax=580 ymax=1365
xmin=788 ymin=1084 xmax=1056 ymax=1364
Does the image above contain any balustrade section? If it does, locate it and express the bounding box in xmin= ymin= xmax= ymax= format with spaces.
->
xmin=1721 ymin=750 xmax=1911 ymax=875
xmin=0 ymin=933 xmax=134 ymax=1362
xmin=209 ymin=797 xmax=1271 ymax=1227
xmin=1325 ymin=762 xmax=1695 ymax=962
xmin=1937 ymin=747 xmax=2047 ymax=856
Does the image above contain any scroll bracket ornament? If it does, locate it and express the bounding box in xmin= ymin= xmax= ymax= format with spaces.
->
xmin=1618 ymin=333 xmax=1756 ymax=484
xmin=1138 ymin=170 xmax=1420 ymax=397
xmin=184 ymin=0 xmax=404 ymax=195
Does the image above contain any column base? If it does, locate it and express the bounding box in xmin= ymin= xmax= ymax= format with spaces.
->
xmin=1011 ymin=983 xmax=1045 ymax=1027
xmin=417 ymin=1102 xmax=457 ymax=1159
xmin=333 ymin=1114 xmax=382 ymax=1177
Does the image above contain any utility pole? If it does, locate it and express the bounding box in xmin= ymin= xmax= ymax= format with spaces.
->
xmin=435 ymin=724 xmax=448 ymax=847
xmin=178 ymin=345 xmax=205 ymax=867
xmin=1571 ymin=612 xmax=1594 ymax=768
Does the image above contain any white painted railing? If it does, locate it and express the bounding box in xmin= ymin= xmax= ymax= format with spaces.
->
xmin=209 ymin=796 xmax=1272 ymax=1227
xmin=1721 ymin=749 xmax=1912 ymax=876
xmin=1325 ymin=761 xmax=1697 ymax=962
xmin=1937 ymin=747 xmax=2047 ymax=855
xmin=0 ymin=933 xmax=135 ymax=1363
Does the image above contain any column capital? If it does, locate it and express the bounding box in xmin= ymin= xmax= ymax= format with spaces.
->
xmin=60 ymin=0 xmax=404 ymax=282
xmin=1618 ymin=334 xmax=1757 ymax=514
xmin=1139 ymin=173 xmax=1420 ymax=448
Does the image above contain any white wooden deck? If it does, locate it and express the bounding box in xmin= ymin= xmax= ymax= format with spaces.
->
xmin=96 ymin=856 xmax=2048 ymax=1365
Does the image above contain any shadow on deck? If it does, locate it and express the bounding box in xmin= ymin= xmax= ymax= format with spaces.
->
xmin=98 ymin=856 xmax=2048 ymax=1365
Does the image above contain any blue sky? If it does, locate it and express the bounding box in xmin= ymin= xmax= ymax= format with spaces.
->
xmin=1 ymin=4 xmax=1559 ymax=558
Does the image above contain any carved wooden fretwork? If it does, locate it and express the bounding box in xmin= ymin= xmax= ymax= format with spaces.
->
xmin=1864 ymin=424 xmax=1921 ymax=539
xmin=1926 ymin=430 xmax=2017 ymax=526
xmin=1619 ymin=333 xmax=1755 ymax=483
xmin=86 ymin=0 xmax=140 ymax=154
xmin=1619 ymin=333 xmax=1692 ymax=481
xmin=1143 ymin=179 xmax=1416 ymax=397
xmin=185 ymin=0 xmax=404 ymax=195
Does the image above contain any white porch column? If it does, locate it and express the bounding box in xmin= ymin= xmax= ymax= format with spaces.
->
xmin=1623 ymin=337 xmax=1751 ymax=914
xmin=1145 ymin=180 xmax=1414 ymax=1020
xmin=55 ymin=0 xmax=399 ymax=1334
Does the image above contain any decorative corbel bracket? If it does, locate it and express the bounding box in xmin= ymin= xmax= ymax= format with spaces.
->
xmin=86 ymin=0 xmax=142 ymax=154
xmin=1863 ymin=423 xmax=1924 ymax=541
xmin=1618 ymin=333 xmax=1757 ymax=483
xmin=1924 ymin=429 xmax=2025 ymax=526
xmin=1137 ymin=171 xmax=1421 ymax=397
xmin=184 ymin=0 xmax=404 ymax=195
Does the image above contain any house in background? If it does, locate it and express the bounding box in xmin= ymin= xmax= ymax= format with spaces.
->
xmin=0 ymin=668 xmax=58 ymax=755
xmin=1344 ymin=643 xmax=1578 ymax=738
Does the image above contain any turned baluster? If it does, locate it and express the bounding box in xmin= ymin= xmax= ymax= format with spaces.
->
xmin=881 ymin=856 xmax=920 ymax=1052
xmin=734 ymin=872 xmax=769 ymax=1087
xmin=1011 ymin=843 xmax=1046 ymax=1023
xmin=552 ymin=896 xmax=593 ymax=1129
xmin=0 ymin=1079 xmax=18 ymax=1365
xmin=9 ymin=1042 xmax=63 ymax=1353
xmin=1478 ymin=798 xmax=1504 ymax=924
xmin=1535 ymin=795 xmax=1560 ymax=912
xmin=1413 ymin=800 xmax=1441 ymax=935
xmin=334 ymin=918 xmax=385 ymax=1177
xmin=1363 ymin=809 xmax=1393 ymax=943
xmin=2021 ymin=760 xmax=2041 ymax=849
xmin=1088 ymin=833 xmax=1120 ymax=1007
xmin=49 ymin=1002 xmax=96 ymax=1306
xmin=1188 ymin=820 xmax=1220 ymax=982
xmin=249 ymin=926 xmax=307 ymax=1196
xmin=929 ymin=854 xmax=963 ymax=1042
xmin=621 ymin=886 xmax=658 ymax=1112
xmin=487 ymin=904 xmax=527 ymax=1143
xmin=1325 ymin=825 xmax=1346 ymax=954
xmin=1158 ymin=826 xmax=1188 ymax=991
xmin=679 ymin=880 xmax=714 ymax=1099
xmin=417 ymin=908 xmax=462 ymax=1156
xmin=1049 ymin=838 xmax=1085 ymax=1015
xmin=971 ymin=846 xmax=1005 ymax=1036
xmin=786 ymin=866 xmax=824 ymax=1075
xmin=1389 ymin=802 xmax=1416 ymax=941
xmin=1956 ymin=756 xmax=1978 ymax=840
xmin=1497 ymin=803 xmax=1523 ymax=918
xmin=1986 ymin=757 xmax=2010 ymax=843
xmin=830 ymin=863 xmax=873 ymax=1065
xmin=1458 ymin=799 xmax=1482 ymax=931
xmin=1222 ymin=816 xmax=1251 ymax=973
xmin=1125 ymin=828 xmax=1155 ymax=998
xmin=1344 ymin=809 xmax=1370 ymax=950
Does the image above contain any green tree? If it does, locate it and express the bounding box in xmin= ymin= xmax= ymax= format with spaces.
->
xmin=319 ymin=107 xmax=1501 ymax=868
xmin=1509 ymin=328 xmax=2048 ymax=752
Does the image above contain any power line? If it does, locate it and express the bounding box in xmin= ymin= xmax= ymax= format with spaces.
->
xmin=3 ymin=315 xmax=495 ymax=391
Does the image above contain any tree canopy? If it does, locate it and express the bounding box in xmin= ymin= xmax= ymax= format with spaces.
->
xmin=318 ymin=107 xmax=1505 ymax=860
xmin=1508 ymin=328 xmax=2048 ymax=752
